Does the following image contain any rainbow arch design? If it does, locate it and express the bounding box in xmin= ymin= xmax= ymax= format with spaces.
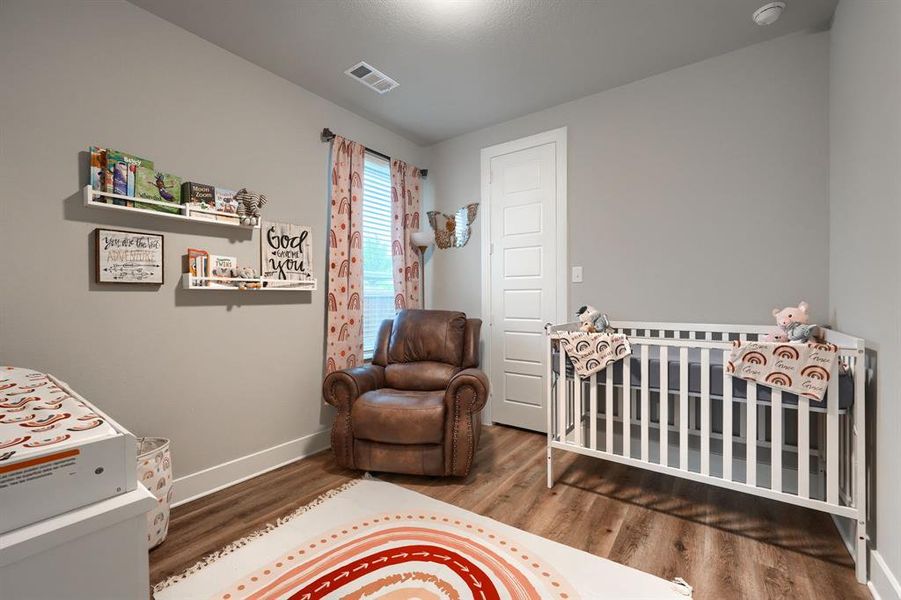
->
xmin=774 ymin=345 xmax=801 ymax=360
xmin=765 ymin=372 xmax=793 ymax=387
xmin=801 ymin=365 xmax=831 ymax=380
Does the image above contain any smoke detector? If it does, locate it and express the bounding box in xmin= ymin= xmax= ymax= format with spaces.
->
xmin=753 ymin=2 xmax=785 ymax=26
xmin=344 ymin=61 xmax=399 ymax=94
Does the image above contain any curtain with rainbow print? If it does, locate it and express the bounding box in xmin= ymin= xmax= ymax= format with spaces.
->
xmin=390 ymin=159 xmax=422 ymax=311
xmin=326 ymin=136 xmax=365 ymax=373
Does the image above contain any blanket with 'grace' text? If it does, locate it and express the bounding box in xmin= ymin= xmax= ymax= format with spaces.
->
xmin=557 ymin=331 xmax=632 ymax=378
xmin=728 ymin=340 xmax=839 ymax=402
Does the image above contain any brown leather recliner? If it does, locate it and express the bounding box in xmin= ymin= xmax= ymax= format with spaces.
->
xmin=323 ymin=309 xmax=489 ymax=477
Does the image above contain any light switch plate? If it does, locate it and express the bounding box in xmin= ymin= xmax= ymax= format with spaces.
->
xmin=571 ymin=266 xmax=583 ymax=283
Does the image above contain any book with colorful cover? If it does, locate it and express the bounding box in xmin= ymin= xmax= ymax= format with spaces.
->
xmin=135 ymin=167 xmax=182 ymax=214
xmin=90 ymin=147 xmax=108 ymax=192
xmin=214 ymin=188 xmax=240 ymax=224
xmin=207 ymin=255 xmax=237 ymax=287
xmin=106 ymin=149 xmax=153 ymax=207
xmin=186 ymin=248 xmax=209 ymax=286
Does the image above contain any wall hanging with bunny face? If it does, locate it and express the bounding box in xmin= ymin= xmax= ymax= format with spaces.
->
xmin=427 ymin=203 xmax=479 ymax=249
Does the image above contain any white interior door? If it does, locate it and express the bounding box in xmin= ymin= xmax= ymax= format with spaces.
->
xmin=486 ymin=136 xmax=562 ymax=432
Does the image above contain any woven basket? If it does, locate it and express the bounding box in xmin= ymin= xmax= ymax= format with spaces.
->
xmin=137 ymin=437 xmax=173 ymax=549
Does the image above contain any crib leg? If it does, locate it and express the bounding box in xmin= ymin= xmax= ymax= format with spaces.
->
xmin=856 ymin=518 xmax=867 ymax=583
xmin=547 ymin=446 xmax=555 ymax=488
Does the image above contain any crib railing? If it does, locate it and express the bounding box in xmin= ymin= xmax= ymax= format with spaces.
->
xmin=546 ymin=320 xmax=868 ymax=583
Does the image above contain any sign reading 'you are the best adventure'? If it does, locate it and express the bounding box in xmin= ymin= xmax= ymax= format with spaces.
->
xmin=261 ymin=221 xmax=312 ymax=280
xmin=94 ymin=228 xmax=164 ymax=284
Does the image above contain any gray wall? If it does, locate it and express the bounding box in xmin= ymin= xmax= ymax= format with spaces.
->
xmin=0 ymin=0 xmax=427 ymax=479
xmin=829 ymin=1 xmax=901 ymax=595
xmin=427 ymin=31 xmax=830 ymax=325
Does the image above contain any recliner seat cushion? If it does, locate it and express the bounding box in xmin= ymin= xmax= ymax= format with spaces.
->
xmin=352 ymin=389 xmax=445 ymax=445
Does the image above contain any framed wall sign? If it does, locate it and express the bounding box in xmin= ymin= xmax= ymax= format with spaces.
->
xmin=94 ymin=228 xmax=164 ymax=284
xmin=261 ymin=221 xmax=312 ymax=280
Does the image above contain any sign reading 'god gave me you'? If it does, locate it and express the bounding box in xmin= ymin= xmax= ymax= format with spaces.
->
xmin=261 ymin=221 xmax=312 ymax=280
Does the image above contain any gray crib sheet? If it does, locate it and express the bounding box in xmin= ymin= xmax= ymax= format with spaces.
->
xmin=552 ymin=347 xmax=854 ymax=409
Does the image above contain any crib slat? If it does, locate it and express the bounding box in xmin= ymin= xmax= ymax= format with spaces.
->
xmin=722 ymin=350 xmax=733 ymax=481
xmin=605 ymin=368 xmax=614 ymax=453
xmin=679 ymin=347 xmax=688 ymax=470
xmin=827 ymin=370 xmax=839 ymax=504
xmin=747 ymin=382 xmax=757 ymax=486
xmin=641 ymin=345 xmax=649 ymax=461
xmin=558 ymin=345 xmax=566 ymax=441
xmin=659 ymin=347 xmax=669 ymax=467
xmin=589 ymin=373 xmax=598 ymax=449
xmin=799 ymin=397 xmax=810 ymax=499
xmin=623 ymin=357 xmax=631 ymax=458
xmin=573 ymin=372 xmax=582 ymax=447
xmin=771 ymin=390 xmax=783 ymax=493
xmin=700 ymin=348 xmax=710 ymax=475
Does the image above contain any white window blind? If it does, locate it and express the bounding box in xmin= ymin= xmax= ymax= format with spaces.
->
xmin=362 ymin=154 xmax=395 ymax=358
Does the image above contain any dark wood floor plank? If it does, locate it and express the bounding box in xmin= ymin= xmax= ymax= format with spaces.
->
xmin=150 ymin=425 xmax=869 ymax=600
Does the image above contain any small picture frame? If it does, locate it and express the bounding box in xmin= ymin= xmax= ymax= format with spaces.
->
xmin=94 ymin=228 xmax=164 ymax=285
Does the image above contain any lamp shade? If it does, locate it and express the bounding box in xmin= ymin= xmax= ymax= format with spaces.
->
xmin=411 ymin=230 xmax=435 ymax=248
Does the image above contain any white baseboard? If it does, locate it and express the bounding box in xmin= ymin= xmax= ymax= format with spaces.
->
xmin=831 ymin=515 xmax=901 ymax=599
xmin=170 ymin=429 xmax=331 ymax=507
xmin=870 ymin=550 xmax=901 ymax=600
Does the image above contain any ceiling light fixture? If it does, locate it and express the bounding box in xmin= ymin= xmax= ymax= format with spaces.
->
xmin=753 ymin=2 xmax=786 ymax=26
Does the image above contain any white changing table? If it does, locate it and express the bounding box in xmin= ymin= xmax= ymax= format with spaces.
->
xmin=0 ymin=482 xmax=156 ymax=599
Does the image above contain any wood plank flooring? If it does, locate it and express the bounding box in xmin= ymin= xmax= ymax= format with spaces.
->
xmin=150 ymin=425 xmax=870 ymax=599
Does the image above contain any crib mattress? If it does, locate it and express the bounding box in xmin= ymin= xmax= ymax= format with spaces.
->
xmin=0 ymin=366 xmax=118 ymax=463
xmin=552 ymin=348 xmax=854 ymax=409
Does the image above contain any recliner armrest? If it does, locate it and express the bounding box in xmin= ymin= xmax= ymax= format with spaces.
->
xmin=323 ymin=364 xmax=385 ymax=411
xmin=445 ymin=368 xmax=490 ymax=415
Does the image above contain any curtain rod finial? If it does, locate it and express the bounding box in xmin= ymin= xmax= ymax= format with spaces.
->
xmin=321 ymin=128 xmax=335 ymax=142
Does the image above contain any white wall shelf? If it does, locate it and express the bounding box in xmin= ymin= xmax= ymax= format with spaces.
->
xmin=181 ymin=273 xmax=317 ymax=291
xmin=82 ymin=185 xmax=259 ymax=229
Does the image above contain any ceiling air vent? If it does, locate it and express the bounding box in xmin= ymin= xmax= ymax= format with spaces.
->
xmin=345 ymin=61 xmax=399 ymax=95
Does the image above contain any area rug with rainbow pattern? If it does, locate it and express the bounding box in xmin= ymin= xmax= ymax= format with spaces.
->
xmin=153 ymin=478 xmax=691 ymax=600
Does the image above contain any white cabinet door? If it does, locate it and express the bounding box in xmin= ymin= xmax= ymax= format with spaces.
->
xmin=488 ymin=141 xmax=558 ymax=432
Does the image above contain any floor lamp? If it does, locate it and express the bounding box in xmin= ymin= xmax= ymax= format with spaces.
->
xmin=411 ymin=230 xmax=435 ymax=308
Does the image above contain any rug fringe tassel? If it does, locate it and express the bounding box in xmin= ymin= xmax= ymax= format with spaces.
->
xmin=672 ymin=576 xmax=693 ymax=597
xmin=151 ymin=479 xmax=362 ymax=596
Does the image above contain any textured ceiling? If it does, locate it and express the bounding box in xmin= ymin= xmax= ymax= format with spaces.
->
xmin=129 ymin=0 xmax=837 ymax=145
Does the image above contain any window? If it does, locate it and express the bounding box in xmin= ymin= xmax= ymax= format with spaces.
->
xmin=362 ymin=153 xmax=394 ymax=359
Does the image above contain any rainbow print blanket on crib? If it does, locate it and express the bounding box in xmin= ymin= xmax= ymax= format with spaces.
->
xmin=728 ymin=341 xmax=839 ymax=402
xmin=557 ymin=331 xmax=632 ymax=377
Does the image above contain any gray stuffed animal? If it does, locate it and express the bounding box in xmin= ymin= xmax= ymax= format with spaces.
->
xmin=234 ymin=188 xmax=268 ymax=226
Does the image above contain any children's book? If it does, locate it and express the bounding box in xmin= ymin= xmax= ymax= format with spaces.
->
xmin=106 ymin=150 xmax=153 ymax=207
xmin=135 ymin=168 xmax=182 ymax=214
xmin=182 ymin=182 xmax=216 ymax=221
xmin=90 ymin=147 xmax=108 ymax=193
xmin=186 ymin=248 xmax=209 ymax=286
xmin=214 ymin=188 xmax=240 ymax=224
xmin=207 ymin=255 xmax=237 ymax=288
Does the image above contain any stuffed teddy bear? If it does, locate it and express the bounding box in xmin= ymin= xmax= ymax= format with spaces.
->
xmin=233 ymin=266 xmax=261 ymax=290
xmin=576 ymin=305 xmax=611 ymax=333
xmin=764 ymin=301 xmax=819 ymax=343
xmin=234 ymin=189 xmax=268 ymax=226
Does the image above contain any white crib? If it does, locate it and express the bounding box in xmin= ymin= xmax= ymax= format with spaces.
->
xmin=545 ymin=320 xmax=868 ymax=583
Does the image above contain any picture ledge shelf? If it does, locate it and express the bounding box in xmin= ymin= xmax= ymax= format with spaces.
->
xmin=181 ymin=273 xmax=317 ymax=291
xmin=82 ymin=185 xmax=260 ymax=229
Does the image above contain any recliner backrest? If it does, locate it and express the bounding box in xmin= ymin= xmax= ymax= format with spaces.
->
xmin=372 ymin=310 xmax=481 ymax=391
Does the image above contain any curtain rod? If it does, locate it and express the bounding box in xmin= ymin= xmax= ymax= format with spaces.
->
xmin=320 ymin=128 xmax=428 ymax=178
